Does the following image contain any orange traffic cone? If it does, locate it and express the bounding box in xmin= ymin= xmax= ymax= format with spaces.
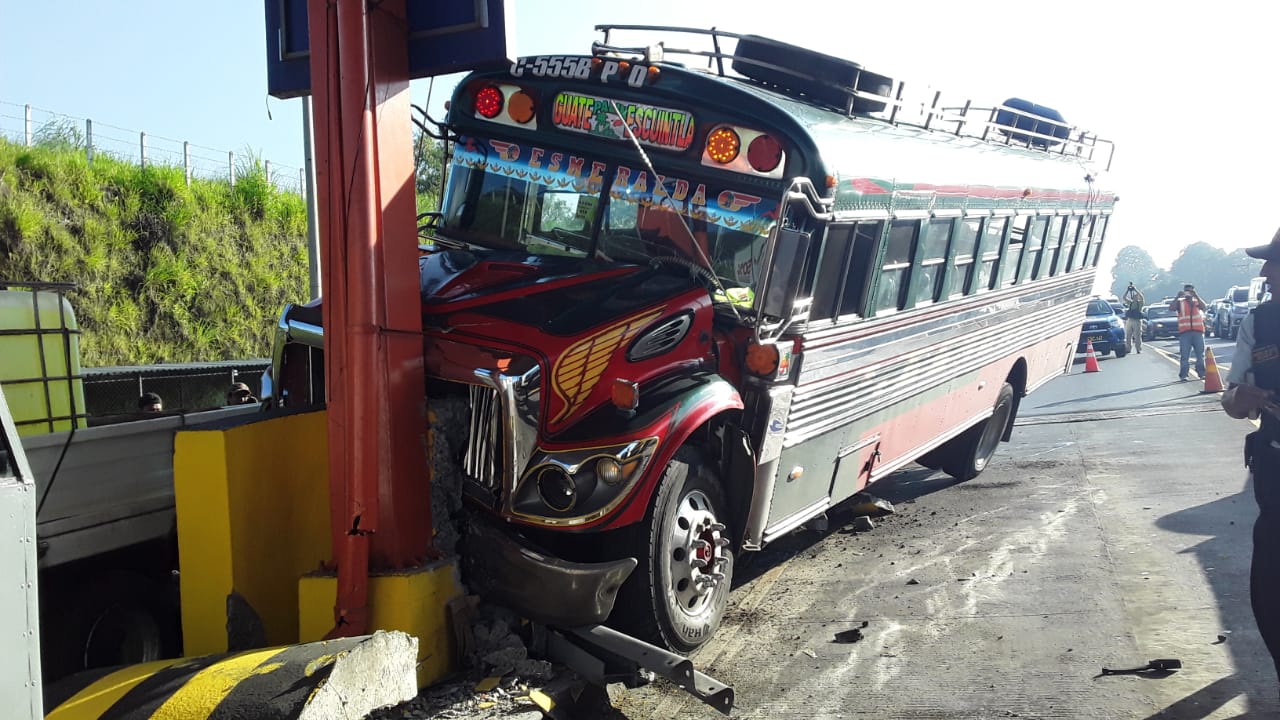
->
xmin=1202 ymin=346 xmax=1225 ymax=393
xmin=1084 ymin=339 xmax=1100 ymax=373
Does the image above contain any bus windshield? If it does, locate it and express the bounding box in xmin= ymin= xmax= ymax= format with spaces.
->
xmin=438 ymin=136 xmax=777 ymax=296
xmin=599 ymin=174 xmax=775 ymax=291
xmin=441 ymin=137 xmax=605 ymax=258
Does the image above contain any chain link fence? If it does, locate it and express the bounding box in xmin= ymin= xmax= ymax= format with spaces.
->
xmin=0 ymin=100 xmax=305 ymax=196
xmin=84 ymin=361 xmax=271 ymax=417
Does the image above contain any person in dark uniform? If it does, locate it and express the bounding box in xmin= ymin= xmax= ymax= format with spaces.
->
xmin=1222 ymin=227 xmax=1280 ymax=685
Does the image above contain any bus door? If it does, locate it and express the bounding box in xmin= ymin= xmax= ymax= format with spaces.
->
xmin=753 ymin=212 xmax=886 ymax=542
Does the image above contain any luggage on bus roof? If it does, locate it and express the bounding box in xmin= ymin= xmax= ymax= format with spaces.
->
xmin=731 ymin=35 xmax=893 ymax=114
xmin=994 ymin=98 xmax=1070 ymax=148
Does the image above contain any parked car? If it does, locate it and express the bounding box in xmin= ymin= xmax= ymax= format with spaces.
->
xmin=1209 ymin=285 xmax=1255 ymax=340
xmin=1142 ymin=304 xmax=1179 ymax=340
xmin=1078 ymin=298 xmax=1127 ymax=357
xmin=1103 ymin=295 xmax=1124 ymax=317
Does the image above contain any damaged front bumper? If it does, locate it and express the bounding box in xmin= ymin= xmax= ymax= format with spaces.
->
xmin=465 ymin=520 xmax=636 ymax=626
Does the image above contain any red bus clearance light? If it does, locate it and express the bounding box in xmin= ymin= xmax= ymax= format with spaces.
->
xmin=475 ymin=86 xmax=504 ymax=119
xmin=706 ymin=128 xmax=741 ymax=164
xmin=747 ymin=134 xmax=783 ymax=173
xmin=508 ymin=91 xmax=535 ymax=124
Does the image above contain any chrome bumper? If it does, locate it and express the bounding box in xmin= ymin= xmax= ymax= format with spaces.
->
xmin=464 ymin=520 xmax=636 ymax=626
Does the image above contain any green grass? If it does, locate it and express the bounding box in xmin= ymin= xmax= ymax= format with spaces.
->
xmin=0 ymin=137 xmax=310 ymax=366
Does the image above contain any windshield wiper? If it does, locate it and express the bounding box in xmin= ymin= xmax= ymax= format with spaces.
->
xmin=607 ymin=100 xmax=741 ymax=322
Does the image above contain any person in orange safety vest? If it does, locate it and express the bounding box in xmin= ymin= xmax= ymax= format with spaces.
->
xmin=1169 ymin=283 xmax=1207 ymax=382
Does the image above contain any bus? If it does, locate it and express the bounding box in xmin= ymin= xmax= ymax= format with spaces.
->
xmin=272 ymin=26 xmax=1117 ymax=655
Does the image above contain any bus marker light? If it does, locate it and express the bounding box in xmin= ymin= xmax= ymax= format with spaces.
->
xmin=597 ymin=457 xmax=624 ymax=485
xmin=706 ymin=127 xmax=741 ymax=164
xmin=747 ymin=134 xmax=783 ymax=173
xmin=475 ymin=85 xmax=504 ymax=119
xmin=508 ymin=90 xmax=536 ymax=124
xmin=611 ymin=378 xmax=640 ymax=411
xmin=787 ymin=466 xmax=804 ymax=482
xmin=745 ymin=341 xmax=780 ymax=377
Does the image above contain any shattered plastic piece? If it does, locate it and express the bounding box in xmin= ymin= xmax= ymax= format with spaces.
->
xmin=528 ymin=689 xmax=555 ymax=712
xmin=474 ymin=676 xmax=502 ymax=693
xmin=833 ymin=628 xmax=864 ymax=644
xmin=906 ymin=578 xmax=920 ymax=585
xmin=849 ymin=493 xmax=896 ymax=517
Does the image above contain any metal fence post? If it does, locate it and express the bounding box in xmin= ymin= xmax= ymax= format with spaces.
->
xmin=265 ymin=160 xmax=272 ymax=186
xmin=85 ymin=119 xmax=94 ymax=164
xmin=228 ymin=150 xmax=235 ymax=185
xmin=140 ymin=131 xmax=147 ymax=168
xmin=24 ymin=104 xmax=32 ymax=146
xmin=183 ymin=141 xmax=191 ymax=185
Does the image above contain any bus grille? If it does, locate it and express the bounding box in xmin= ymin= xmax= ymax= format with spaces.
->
xmin=463 ymin=384 xmax=502 ymax=492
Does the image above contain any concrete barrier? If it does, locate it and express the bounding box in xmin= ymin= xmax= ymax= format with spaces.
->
xmin=45 ymin=630 xmax=418 ymax=720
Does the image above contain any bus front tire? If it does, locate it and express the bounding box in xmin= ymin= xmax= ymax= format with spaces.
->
xmin=612 ymin=447 xmax=733 ymax=654
xmin=943 ymin=382 xmax=1016 ymax=482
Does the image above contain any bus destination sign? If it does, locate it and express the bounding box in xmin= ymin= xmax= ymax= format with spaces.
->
xmin=552 ymin=92 xmax=696 ymax=152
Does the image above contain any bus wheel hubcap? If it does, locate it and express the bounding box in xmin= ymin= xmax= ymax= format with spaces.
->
xmin=669 ymin=490 xmax=728 ymax=614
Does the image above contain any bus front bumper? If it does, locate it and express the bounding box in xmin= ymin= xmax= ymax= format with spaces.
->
xmin=464 ymin=519 xmax=637 ymax=626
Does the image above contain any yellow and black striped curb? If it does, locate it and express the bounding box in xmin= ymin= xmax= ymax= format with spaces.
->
xmin=46 ymin=631 xmax=419 ymax=720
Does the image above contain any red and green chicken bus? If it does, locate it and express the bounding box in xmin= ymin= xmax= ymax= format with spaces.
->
xmin=272 ymin=25 xmax=1118 ymax=654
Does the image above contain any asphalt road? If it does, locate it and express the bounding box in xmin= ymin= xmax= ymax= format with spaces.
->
xmin=614 ymin=335 xmax=1278 ymax=719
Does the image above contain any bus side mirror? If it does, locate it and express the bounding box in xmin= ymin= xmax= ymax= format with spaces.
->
xmin=758 ymin=228 xmax=811 ymax=320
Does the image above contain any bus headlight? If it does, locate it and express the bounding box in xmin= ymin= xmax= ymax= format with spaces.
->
xmin=513 ymin=437 xmax=659 ymax=525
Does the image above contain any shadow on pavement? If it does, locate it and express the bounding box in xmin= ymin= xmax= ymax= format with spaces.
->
xmin=1152 ymin=475 xmax=1278 ymax=717
xmin=1139 ymin=674 xmax=1253 ymax=720
xmin=732 ymin=466 xmax=954 ymax=587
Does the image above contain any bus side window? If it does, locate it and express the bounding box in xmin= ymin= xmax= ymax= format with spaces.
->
xmin=1000 ymin=216 xmax=1029 ymax=287
xmin=948 ymin=218 xmax=981 ymax=298
xmin=809 ymin=224 xmax=855 ymax=322
xmin=1038 ymin=216 xmax=1063 ymax=279
xmin=1018 ymin=216 xmax=1047 ymax=283
xmin=911 ymin=218 xmax=952 ymax=306
xmin=840 ymin=221 xmax=883 ymax=318
xmin=1081 ymin=216 xmax=1107 ymax=267
xmin=976 ymin=217 xmax=1006 ymax=291
xmin=1054 ymin=216 xmax=1080 ymax=275
xmin=1071 ymin=216 xmax=1094 ymax=271
xmin=876 ymin=221 xmax=917 ymax=315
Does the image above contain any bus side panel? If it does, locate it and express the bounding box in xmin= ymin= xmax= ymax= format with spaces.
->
xmin=761 ymin=280 xmax=1087 ymax=537
xmin=764 ymin=323 xmax=1076 ymax=536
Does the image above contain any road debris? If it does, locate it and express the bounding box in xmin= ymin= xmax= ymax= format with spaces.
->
xmin=1099 ymin=658 xmax=1182 ymax=676
xmin=849 ymin=492 xmax=896 ymax=517
xmin=833 ymin=621 xmax=869 ymax=644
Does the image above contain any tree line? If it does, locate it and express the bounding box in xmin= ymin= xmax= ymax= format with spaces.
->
xmin=1109 ymin=243 xmax=1262 ymax=303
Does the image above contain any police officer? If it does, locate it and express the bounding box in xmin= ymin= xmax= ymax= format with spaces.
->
xmin=1222 ymin=227 xmax=1280 ymax=683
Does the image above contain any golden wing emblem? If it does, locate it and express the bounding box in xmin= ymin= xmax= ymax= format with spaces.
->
xmin=551 ymin=307 xmax=666 ymax=423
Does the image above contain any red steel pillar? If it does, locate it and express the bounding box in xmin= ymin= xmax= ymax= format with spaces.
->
xmin=307 ymin=0 xmax=434 ymax=637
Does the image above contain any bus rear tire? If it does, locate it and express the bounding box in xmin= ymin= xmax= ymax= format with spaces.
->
xmin=612 ymin=447 xmax=733 ymax=654
xmin=943 ymin=382 xmax=1016 ymax=482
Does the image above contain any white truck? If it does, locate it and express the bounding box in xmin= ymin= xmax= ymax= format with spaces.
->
xmin=1 ymin=282 xmax=256 ymax=682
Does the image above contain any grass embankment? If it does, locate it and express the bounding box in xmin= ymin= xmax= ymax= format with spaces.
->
xmin=0 ymin=137 xmax=308 ymax=366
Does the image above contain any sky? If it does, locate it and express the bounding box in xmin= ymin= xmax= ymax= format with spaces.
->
xmin=4 ymin=1 xmax=1279 ymax=292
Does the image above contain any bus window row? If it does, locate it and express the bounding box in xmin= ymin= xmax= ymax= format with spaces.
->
xmin=805 ymin=212 xmax=1109 ymax=324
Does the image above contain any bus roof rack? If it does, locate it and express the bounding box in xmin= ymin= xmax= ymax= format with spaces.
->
xmin=593 ymin=25 xmax=1115 ymax=172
